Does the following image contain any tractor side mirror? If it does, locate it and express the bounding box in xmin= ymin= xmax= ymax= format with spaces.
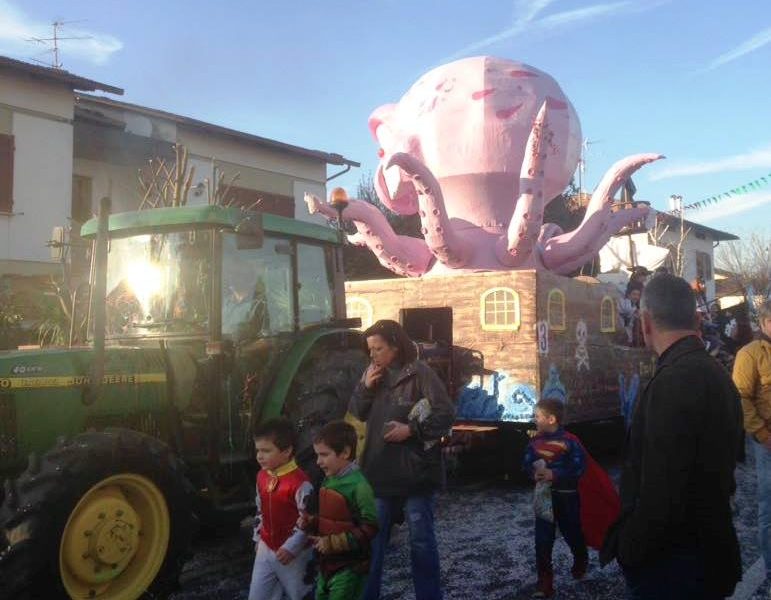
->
xmin=235 ymin=214 xmax=264 ymax=250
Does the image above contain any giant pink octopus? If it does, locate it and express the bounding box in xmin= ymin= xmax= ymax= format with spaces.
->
xmin=306 ymin=56 xmax=662 ymax=277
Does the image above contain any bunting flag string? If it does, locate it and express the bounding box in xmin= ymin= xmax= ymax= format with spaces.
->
xmin=672 ymin=170 xmax=771 ymax=213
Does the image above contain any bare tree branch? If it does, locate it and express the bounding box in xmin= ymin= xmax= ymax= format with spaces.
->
xmin=716 ymin=233 xmax=771 ymax=307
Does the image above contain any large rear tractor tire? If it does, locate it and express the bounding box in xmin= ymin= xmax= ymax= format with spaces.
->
xmin=0 ymin=429 xmax=196 ymax=600
xmin=284 ymin=347 xmax=368 ymax=480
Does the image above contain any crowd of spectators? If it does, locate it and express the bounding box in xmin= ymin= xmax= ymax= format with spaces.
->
xmin=617 ymin=267 xmax=757 ymax=371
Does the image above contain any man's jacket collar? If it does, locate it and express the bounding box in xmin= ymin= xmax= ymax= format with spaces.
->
xmin=656 ymin=334 xmax=704 ymax=370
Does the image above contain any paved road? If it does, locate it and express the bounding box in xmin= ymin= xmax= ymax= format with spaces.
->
xmin=172 ymin=447 xmax=769 ymax=600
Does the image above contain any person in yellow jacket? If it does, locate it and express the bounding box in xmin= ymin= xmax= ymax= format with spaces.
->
xmin=733 ymin=299 xmax=771 ymax=577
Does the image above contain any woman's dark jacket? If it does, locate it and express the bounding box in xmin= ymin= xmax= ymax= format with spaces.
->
xmin=601 ymin=335 xmax=743 ymax=597
xmin=349 ymin=360 xmax=455 ymax=497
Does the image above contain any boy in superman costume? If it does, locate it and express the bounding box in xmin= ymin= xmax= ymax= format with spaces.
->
xmin=523 ymin=398 xmax=620 ymax=598
xmin=300 ymin=421 xmax=379 ymax=600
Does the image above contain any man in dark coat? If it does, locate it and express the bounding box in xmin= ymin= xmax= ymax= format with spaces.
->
xmin=601 ymin=274 xmax=743 ymax=599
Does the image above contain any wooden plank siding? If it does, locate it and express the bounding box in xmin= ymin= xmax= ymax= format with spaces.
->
xmin=535 ymin=271 xmax=654 ymax=424
xmin=346 ymin=270 xmax=654 ymax=426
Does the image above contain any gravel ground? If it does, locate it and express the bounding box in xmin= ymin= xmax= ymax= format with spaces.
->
xmin=172 ymin=443 xmax=769 ymax=600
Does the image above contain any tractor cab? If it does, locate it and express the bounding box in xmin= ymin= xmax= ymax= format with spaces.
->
xmin=80 ymin=204 xmax=343 ymax=344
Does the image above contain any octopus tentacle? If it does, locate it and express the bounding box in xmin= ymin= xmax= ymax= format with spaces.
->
xmin=495 ymin=102 xmax=549 ymax=267
xmin=540 ymin=153 xmax=664 ymax=273
xmin=374 ymin=163 xmax=419 ymax=215
xmin=547 ymin=205 xmax=651 ymax=274
xmin=346 ymin=232 xmax=368 ymax=247
xmin=304 ymin=193 xmax=434 ymax=277
xmin=386 ymin=152 xmax=472 ymax=269
xmin=538 ymin=223 xmax=564 ymax=244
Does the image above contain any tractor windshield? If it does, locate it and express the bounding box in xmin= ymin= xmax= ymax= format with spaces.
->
xmin=104 ymin=230 xmax=212 ymax=337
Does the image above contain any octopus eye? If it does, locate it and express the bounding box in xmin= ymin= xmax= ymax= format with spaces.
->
xmin=377 ymin=148 xmax=385 ymax=158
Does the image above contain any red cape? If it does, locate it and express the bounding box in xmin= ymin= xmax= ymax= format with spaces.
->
xmin=564 ymin=432 xmax=621 ymax=550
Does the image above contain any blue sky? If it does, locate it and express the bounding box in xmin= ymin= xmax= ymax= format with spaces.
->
xmin=2 ymin=0 xmax=770 ymax=238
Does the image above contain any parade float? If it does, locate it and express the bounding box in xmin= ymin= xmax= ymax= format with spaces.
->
xmin=307 ymin=56 xmax=659 ymax=467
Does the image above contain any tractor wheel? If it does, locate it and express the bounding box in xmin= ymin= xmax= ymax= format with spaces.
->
xmin=0 ymin=429 xmax=195 ymax=600
xmin=284 ymin=347 xmax=368 ymax=479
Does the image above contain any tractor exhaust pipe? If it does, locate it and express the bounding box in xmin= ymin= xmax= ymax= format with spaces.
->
xmin=83 ymin=197 xmax=111 ymax=406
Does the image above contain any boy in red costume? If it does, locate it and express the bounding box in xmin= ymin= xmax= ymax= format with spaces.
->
xmin=248 ymin=417 xmax=314 ymax=600
xmin=300 ymin=421 xmax=378 ymax=600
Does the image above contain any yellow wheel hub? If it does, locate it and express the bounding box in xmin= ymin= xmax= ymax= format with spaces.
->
xmin=60 ymin=474 xmax=170 ymax=600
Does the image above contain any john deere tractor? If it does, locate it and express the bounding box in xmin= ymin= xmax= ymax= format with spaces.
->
xmin=0 ymin=200 xmax=366 ymax=599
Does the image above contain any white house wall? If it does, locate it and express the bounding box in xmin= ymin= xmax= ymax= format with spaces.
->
xmin=0 ymin=75 xmax=74 ymax=272
xmin=293 ymin=180 xmax=327 ymax=226
xmin=600 ymin=227 xmax=720 ymax=302
xmin=177 ymin=127 xmax=326 ymax=183
xmin=0 ymin=72 xmax=73 ymax=120
xmin=73 ymin=158 xmax=140 ymax=214
xmin=1 ymin=112 xmax=73 ymax=267
xmin=178 ymin=127 xmax=330 ymax=223
xmin=658 ymin=229 xmax=716 ymax=300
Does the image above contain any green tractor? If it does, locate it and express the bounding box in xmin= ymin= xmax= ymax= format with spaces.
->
xmin=0 ymin=200 xmax=367 ymax=599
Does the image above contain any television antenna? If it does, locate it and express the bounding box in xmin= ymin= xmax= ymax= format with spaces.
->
xmin=577 ymin=138 xmax=603 ymax=193
xmin=26 ymin=20 xmax=91 ymax=69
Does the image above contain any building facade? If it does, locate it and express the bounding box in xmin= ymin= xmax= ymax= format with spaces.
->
xmin=0 ymin=56 xmax=357 ymax=281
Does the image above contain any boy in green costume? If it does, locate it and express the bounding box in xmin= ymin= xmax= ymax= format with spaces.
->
xmin=300 ymin=421 xmax=379 ymax=600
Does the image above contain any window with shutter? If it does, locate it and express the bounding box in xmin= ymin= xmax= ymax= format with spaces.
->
xmin=0 ymin=134 xmax=13 ymax=213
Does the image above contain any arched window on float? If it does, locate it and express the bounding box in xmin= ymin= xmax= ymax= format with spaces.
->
xmin=345 ymin=297 xmax=373 ymax=330
xmin=600 ymin=295 xmax=616 ymax=333
xmin=480 ymin=287 xmax=521 ymax=331
xmin=547 ymin=288 xmax=566 ymax=331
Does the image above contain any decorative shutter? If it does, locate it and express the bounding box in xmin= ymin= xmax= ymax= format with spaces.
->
xmin=0 ymin=134 xmax=14 ymax=213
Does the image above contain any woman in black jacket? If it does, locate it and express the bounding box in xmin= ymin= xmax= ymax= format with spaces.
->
xmin=351 ymin=320 xmax=455 ymax=600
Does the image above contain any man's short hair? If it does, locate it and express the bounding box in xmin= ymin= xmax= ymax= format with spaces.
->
xmin=759 ymin=300 xmax=771 ymax=322
xmin=314 ymin=421 xmax=358 ymax=457
xmin=640 ymin=274 xmax=697 ymax=331
xmin=253 ymin=417 xmax=297 ymax=452
xmin=535 ymin=398 xmax=565 ymax=425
